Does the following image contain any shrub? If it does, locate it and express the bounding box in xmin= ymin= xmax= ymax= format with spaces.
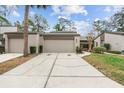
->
xmin=39 ymin=45 xmax=43 ymax=53
xmin=108 ymin=50 xmax=121 ymax=54
xmin=76 ymin=46 xmax=82 ymax=53
xmin=30 ymin=46 xmax=36 ymax=54
xmin=93 ymin=46 xmax=106 ymax=54
xmin=104 ymin=43 xmax=111 ymax=51
xmin=0 ymin=46 xmax=5 ymax=54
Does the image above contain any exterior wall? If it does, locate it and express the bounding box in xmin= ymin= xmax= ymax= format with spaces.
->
xmin=74 ymin=36 xmax=80 ymax=52
xmin=4 ymin=34 xmax=8 ymax=52
xmin=28 ymin=34 xmax=39 ymax=53
xmin=94 ymin=36 xmax=101 ymax=47
xmin=40 ymin=36 xmax=45 ymax=52
xmin=5 ymin=32 xmax=80 ymax=53
xmin=0 ymin=27 xmax=17 ymax=34
xmin=6 ymin=34 xmax=40 ymax=53
xmin=104 ymin=33 xmax=124 ymax=51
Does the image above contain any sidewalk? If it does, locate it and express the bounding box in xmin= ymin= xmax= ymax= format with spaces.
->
xmin=0 ymin=53 xmax=23 ymax=63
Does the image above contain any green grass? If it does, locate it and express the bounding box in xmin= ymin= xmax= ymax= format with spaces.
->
xmin=83 ymin=53 xmax=124 ymax=85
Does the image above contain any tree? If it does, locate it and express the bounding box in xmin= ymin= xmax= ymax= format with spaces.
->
xmin=110 ymin=7 xmax=124 ymax=32
xmin=87 ymin=32 xmax=94 ymax=52
xmin=23 ymin=5 xmax=48 ymax=56
xmin=93 ymin=19 xmax=111 ymax=35
xmin=28 ymin=14 xmax=49 ymax=32
xmin=23 ymin=5 xmax=29 ymax=56
xmin=0 ymin=5 xmax=17 ymax=17
xmin=58 ymin=17 xmax=74 ymax=31
xmin=93 ymin=20 xmax=103 ymax=35
xmin=54 ymin=23 xmax=62 ymax=31
xmin=0 ymin=6 xmax=18 ymax=26
xmin=0 ymin=15 xmax=11 ymax=26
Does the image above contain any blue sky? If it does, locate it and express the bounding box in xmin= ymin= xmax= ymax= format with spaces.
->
xmin=6 ymin=5 xmax=124 ymax=35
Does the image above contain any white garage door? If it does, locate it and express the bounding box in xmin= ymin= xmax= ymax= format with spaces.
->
xmin=44 ymin=40 xmax=74 ymax=53
xmin=9 ymin=39 xmax=24 ymax=53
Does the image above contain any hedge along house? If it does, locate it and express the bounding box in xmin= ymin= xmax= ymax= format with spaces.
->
xmin=4 ymin=31 xmax=80 ymax=53
xmin=94 ymin=32 xmax=124 ymax=52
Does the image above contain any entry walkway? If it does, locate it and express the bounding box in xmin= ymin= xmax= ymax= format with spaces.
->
xmin=0 ymin=53 xmax=123 ymax=88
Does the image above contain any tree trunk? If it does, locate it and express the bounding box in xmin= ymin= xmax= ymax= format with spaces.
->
xmin=23 ymin=5 xmax=29 ymax=57
xmin=88 ymin=42 xmax=92 ymax=52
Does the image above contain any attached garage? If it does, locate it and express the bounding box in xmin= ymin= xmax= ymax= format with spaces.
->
xmin=8 ymin=39 xmax=24 ymax=53
xmin=44 ymin=40 xmax=74 ymax=53
xmin=5 ymin=32 xmax=80 ymax=53
xmin=5 ymin=32 xmax=38 ymax=53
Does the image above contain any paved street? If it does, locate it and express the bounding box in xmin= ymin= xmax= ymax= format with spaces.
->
xmin=0 ymin=53 xmax=123 ymax=88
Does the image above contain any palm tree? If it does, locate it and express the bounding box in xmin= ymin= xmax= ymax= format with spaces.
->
xmin=0 ymin=15 xmax=11 ymax=26
xmin=23 ymin=5 xmax=48 ymax=56
xmin=28 ymin=19 xmax=35 ymax=31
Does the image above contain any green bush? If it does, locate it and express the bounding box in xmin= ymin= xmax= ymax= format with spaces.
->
xmin=76 ymin=46 xmax=82 ymax=53
xmin=93 ymin=46 xmax=106 ymax=54
xmin=39 ymin=45 xmax=43 ymax=53
xmin=108 ymin=50 xmax=121 ymax=54
xmin=30 ymin=46 xmax=36 ymax=54
xmin=104 ymin=43 xmax=111 ymax=51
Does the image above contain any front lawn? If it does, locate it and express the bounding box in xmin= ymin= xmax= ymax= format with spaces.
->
xmin=83 ymin=53 xmax=124 ymax=85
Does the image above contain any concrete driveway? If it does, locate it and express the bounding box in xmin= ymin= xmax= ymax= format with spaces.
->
xmin=0 ymin=53 xmax=23 ymax=63
xmin=0 ymin=53 xmax=123 ymax=88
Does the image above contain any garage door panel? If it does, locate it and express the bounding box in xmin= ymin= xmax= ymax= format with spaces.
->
xmin=9 ymin=39 xmax=24 ymax=53
xmin=44 ymin=40 xmax=74 ymax=53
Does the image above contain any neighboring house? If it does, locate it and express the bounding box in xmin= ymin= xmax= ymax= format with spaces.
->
xmin=4 ymin=31 xmax=80 ymax=53
xmin=94 ymin=32 xmax=124 ymax=51
xmin=0 ymin=26 xmax=17 ymax=34
xmin=80 ymin=36 xmax=89 ymax=51
xmin=80 ymin=36 xmax=94 ymax=51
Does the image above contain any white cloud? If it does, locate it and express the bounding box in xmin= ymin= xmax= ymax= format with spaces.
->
xmin=51 ymin=6 xmax=61 ymax=15
xmin=74 ymin=20 xmax=90 ymax=34
xmin=104 ymin=6 xmax=112 ymax=12
xmin=104 ymin=17 xmax=109 ymax=20
xmin=104 ymin=5 xmax=124 ymax=13
xmin=30 ymin=11 xmax=35 ymax=16
xmin=112 ymin=5 xmax=124 ymax=12
xmin=63 ymin=6 xmax=88 ymax=16
xmin=58 ymin=16 xmax=69 ymax=20
xmin=94 ymin=18 xmax=100 ymax=21
xmin=51 ymin=5 xmax=88 ymax=17
xmin=12 ymin=10 xmax=20 ymax=17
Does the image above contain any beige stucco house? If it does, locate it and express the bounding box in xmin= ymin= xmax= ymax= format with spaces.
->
xmin=4 ymin=31 xmax=80 ymax=53
xmin=94 ymin=32 xmax=124 ymax=51
xmin=0 ymin=26 xmax=17 ymax=46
